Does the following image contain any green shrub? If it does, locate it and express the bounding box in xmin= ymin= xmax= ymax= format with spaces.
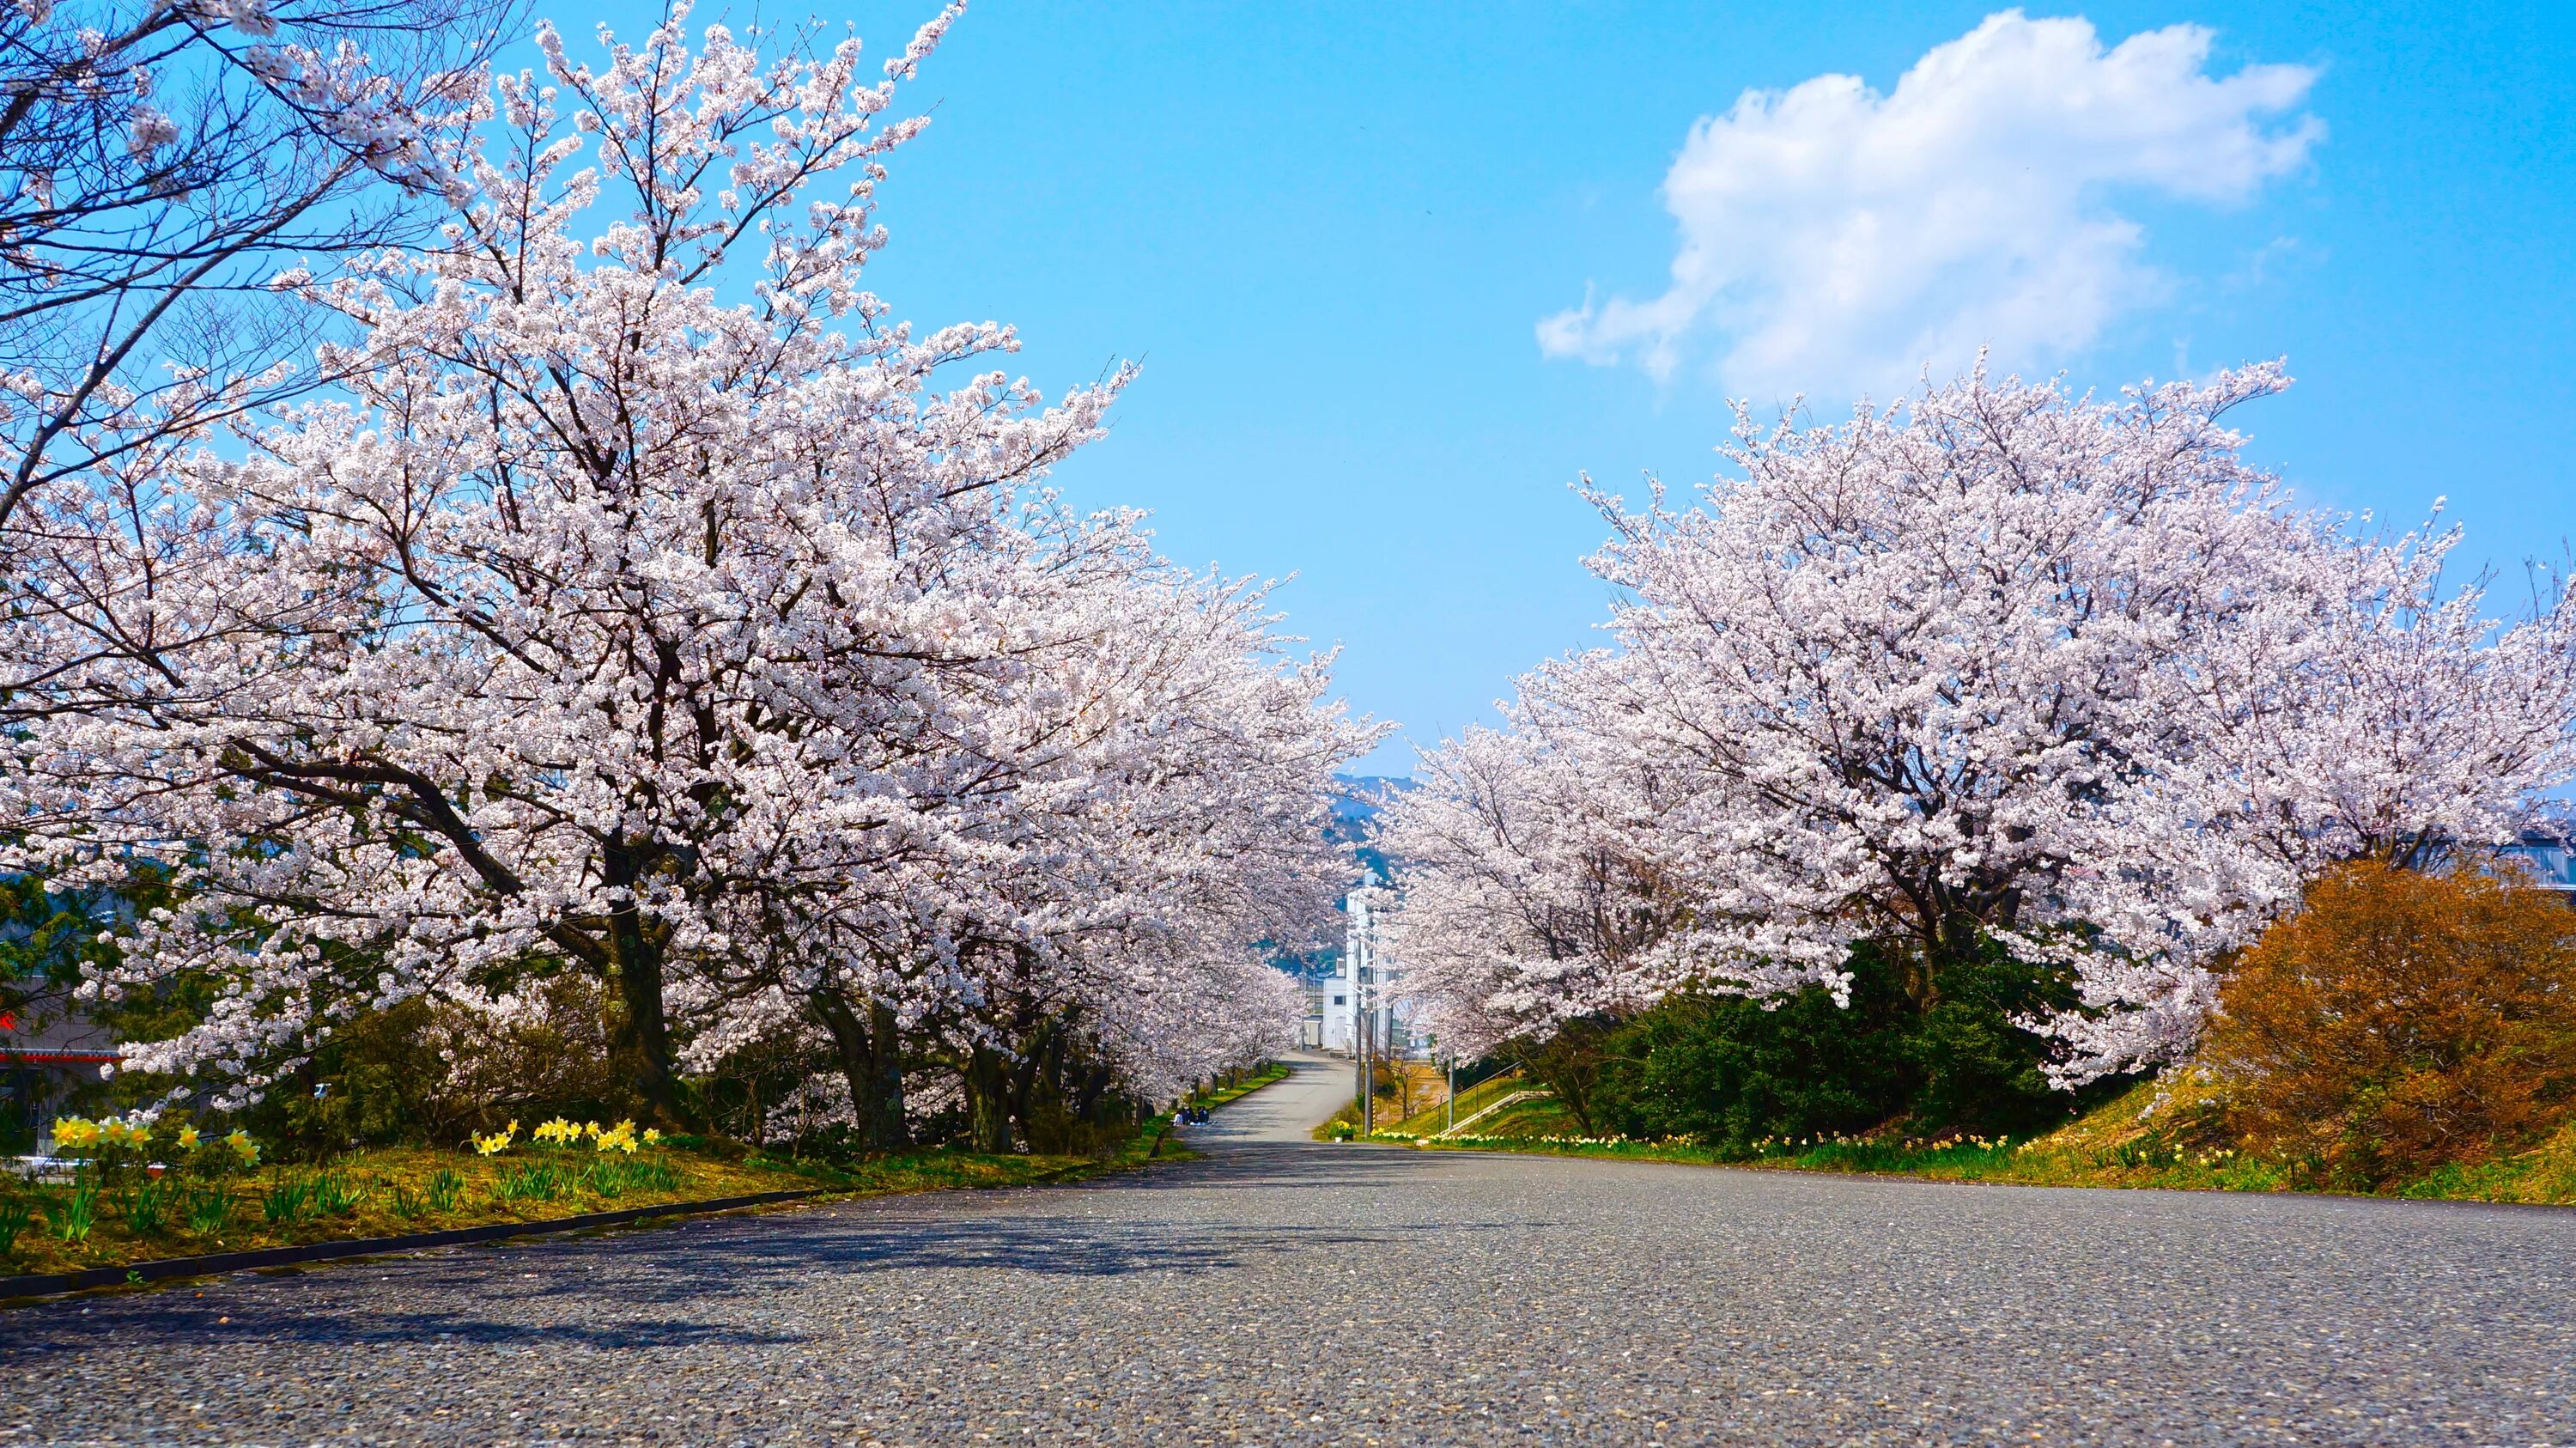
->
xmin=263 ymin=1175 xmax=314 ymax=1224
xmin=1585 ymin=943 xmax=2092 ymax=1153
xmin=495 ymin=1161 xmax=570 ymax=1204
xmin=312 ymin=1171 xmax=362 ymax=1216
xmin=122 ymin=1177 xmax=173 ymax=1236
xmin=1898 ymin=946 xmax=2084 ymax=1135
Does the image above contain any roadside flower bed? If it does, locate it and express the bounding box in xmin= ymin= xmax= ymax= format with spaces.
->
xmin=0 ymin=1115 xmax=809 ymax=1281
xmin=2 ymin=1112 xmax=1196 ymax=1284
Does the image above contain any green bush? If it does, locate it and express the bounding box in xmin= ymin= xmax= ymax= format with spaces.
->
xmin=121 ymin=1177 xmax=173 ymax=1236
xmin=1586 ymin=943 xmax=2090 ymax=1153
xmin=312 ymin=1171 xmax=363 ymax=1216
xmin=495 ymin=1161 xmax=571 ymax=1204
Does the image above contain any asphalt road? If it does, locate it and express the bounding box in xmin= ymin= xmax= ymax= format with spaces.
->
xmin=9 ymin=1053 xmax=2575 ymax=1446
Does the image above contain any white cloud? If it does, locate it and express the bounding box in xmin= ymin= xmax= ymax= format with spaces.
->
xmin=1539 ymin=10 xmax=2322 ymax=402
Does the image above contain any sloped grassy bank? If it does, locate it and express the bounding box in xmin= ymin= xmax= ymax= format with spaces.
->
xmin=2 ymin=1119 xmax=1187 ymax=1283
xmin=1314 ymin=1068 xmax=1537 ymax=1142
xmin=1369 ymin=1076 xmax=2576 ymax=1208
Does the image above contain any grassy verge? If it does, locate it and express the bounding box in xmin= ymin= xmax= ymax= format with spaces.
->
xmin=1189 ymin=1062 xmax=1291 ymax=1112
xmin=1 ymin=1127 xmax=1182 ymax=1281
xmin=1363 ymin=1077 xmax=2576 ymax=1208
xmin=1382 ymin=1070 xmax=1528 ymax=1137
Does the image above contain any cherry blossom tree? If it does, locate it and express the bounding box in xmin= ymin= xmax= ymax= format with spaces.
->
xmin=2048 ymin=520 xmax=2576 ymax=1079
xmin=6 ymin=3 xmax=1364 ymax=1128
xmin=820 ymin=563 xmax=1373 ymax=1147
xmin=1377 ymin=709 xmax=1681 ymax=1061
xmin=1386 ymin=364 xmax=2576 ymax=1086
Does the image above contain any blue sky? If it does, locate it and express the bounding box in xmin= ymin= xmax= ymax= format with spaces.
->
xmin=580 ymin=0 xmax=2575 ymax=774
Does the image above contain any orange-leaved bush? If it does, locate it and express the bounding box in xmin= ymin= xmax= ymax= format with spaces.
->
xmin=2203 ymin=861 xmax=2576 ymax=1189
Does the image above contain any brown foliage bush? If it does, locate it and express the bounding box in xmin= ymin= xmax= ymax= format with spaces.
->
xmin=2204 ymin=861 xmax=2576 ymax=1189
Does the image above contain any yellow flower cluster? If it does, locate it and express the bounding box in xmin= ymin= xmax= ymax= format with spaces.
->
xmin=50 ymin=1116 xmax=149 ymax=1152
xmin=516 ymin=1116 xmax=657 ymax=1153
xmin=471 ymin=1118 xmax=665 ymax=1157
xmin=48 ymin=1116 xmax=258 ymax=1164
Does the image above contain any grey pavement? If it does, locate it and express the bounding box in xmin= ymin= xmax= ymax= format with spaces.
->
xmin=1170 ymin=1050 xmax=1357 ymax=1147
xmin=8 ymin=1051 xmax=2575 ymax=1445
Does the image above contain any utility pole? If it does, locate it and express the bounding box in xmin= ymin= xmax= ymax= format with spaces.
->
xmin=1357 ymin=914 xmax=1374 ymax=1138
xmin=1358 ymin=965 xmax=1372 ymax=1138
xmin=1445 ymin=1055 xmax=1455 ymax=1135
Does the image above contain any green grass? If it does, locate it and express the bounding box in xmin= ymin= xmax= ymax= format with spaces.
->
xmin=1376 ymin=1070 xmax=1532 ymax=1139
xmin=1189 ymin=1062 xmax=1291 ymax=1111
xmin=1316 ymin=1065 xmax=1540 ymax=1142
xmin=1461 ymin=1096 xmax=1580 ymax=1139
xmin=1368 ymin=1074 xmax=2576 ymax=1208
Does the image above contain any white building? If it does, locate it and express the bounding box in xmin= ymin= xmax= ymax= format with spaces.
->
xmin=1309 ymin=870 xmax=1424 ymax=1058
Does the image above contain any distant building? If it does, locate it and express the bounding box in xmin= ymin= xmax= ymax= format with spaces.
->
xmin=2500 ymin=830 xmax=2576 ymax=894
xmin=1 ymin=1006 xmax=116 ymax=1155
xmin=1309 ymin=868 xmax=1426 ymax=1059
xmin=1314 ymin=872 xmax=1370 ymax=1054
xmin=2 ymin=883 xmax=127 ymax=1154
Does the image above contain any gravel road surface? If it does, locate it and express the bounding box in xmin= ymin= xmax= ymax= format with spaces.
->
xmin=9 ymin=1052 xmax=2574 ymax=1445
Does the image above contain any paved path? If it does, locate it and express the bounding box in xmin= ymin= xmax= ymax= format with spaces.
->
xmin=9 ymin=1053 xmax=2576 ymax=1445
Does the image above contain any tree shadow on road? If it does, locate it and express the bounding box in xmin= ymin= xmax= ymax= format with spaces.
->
xmin=0 ymin=1143 xmax=1492 ymax=1353
xmin=0 ymin=1281 xmax=811 ymax=1356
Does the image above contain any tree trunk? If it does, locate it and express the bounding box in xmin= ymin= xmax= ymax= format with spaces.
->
xmin=965 ymin=1045 xmax=1014 ymax=1153
xmin=811 ymin=989 xmax=910 ymax=1153
xmin=602 ymin=843 xmax=688 ymax=1129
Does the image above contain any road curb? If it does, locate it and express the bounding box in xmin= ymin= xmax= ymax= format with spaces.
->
xmin=0 ymin=1186 xmax=833 ymax=1303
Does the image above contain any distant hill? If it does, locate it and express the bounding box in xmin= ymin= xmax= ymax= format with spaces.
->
xmin=1328 ymin=775 xmax=1412 ymax=878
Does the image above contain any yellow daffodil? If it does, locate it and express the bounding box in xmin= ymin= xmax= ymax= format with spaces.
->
xmin=178 ymin=1125 xmax=202 ymax=1151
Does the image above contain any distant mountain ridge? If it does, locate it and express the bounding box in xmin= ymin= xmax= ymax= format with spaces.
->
xmin=1328 ymin=775 xmax=1410 ymax=878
